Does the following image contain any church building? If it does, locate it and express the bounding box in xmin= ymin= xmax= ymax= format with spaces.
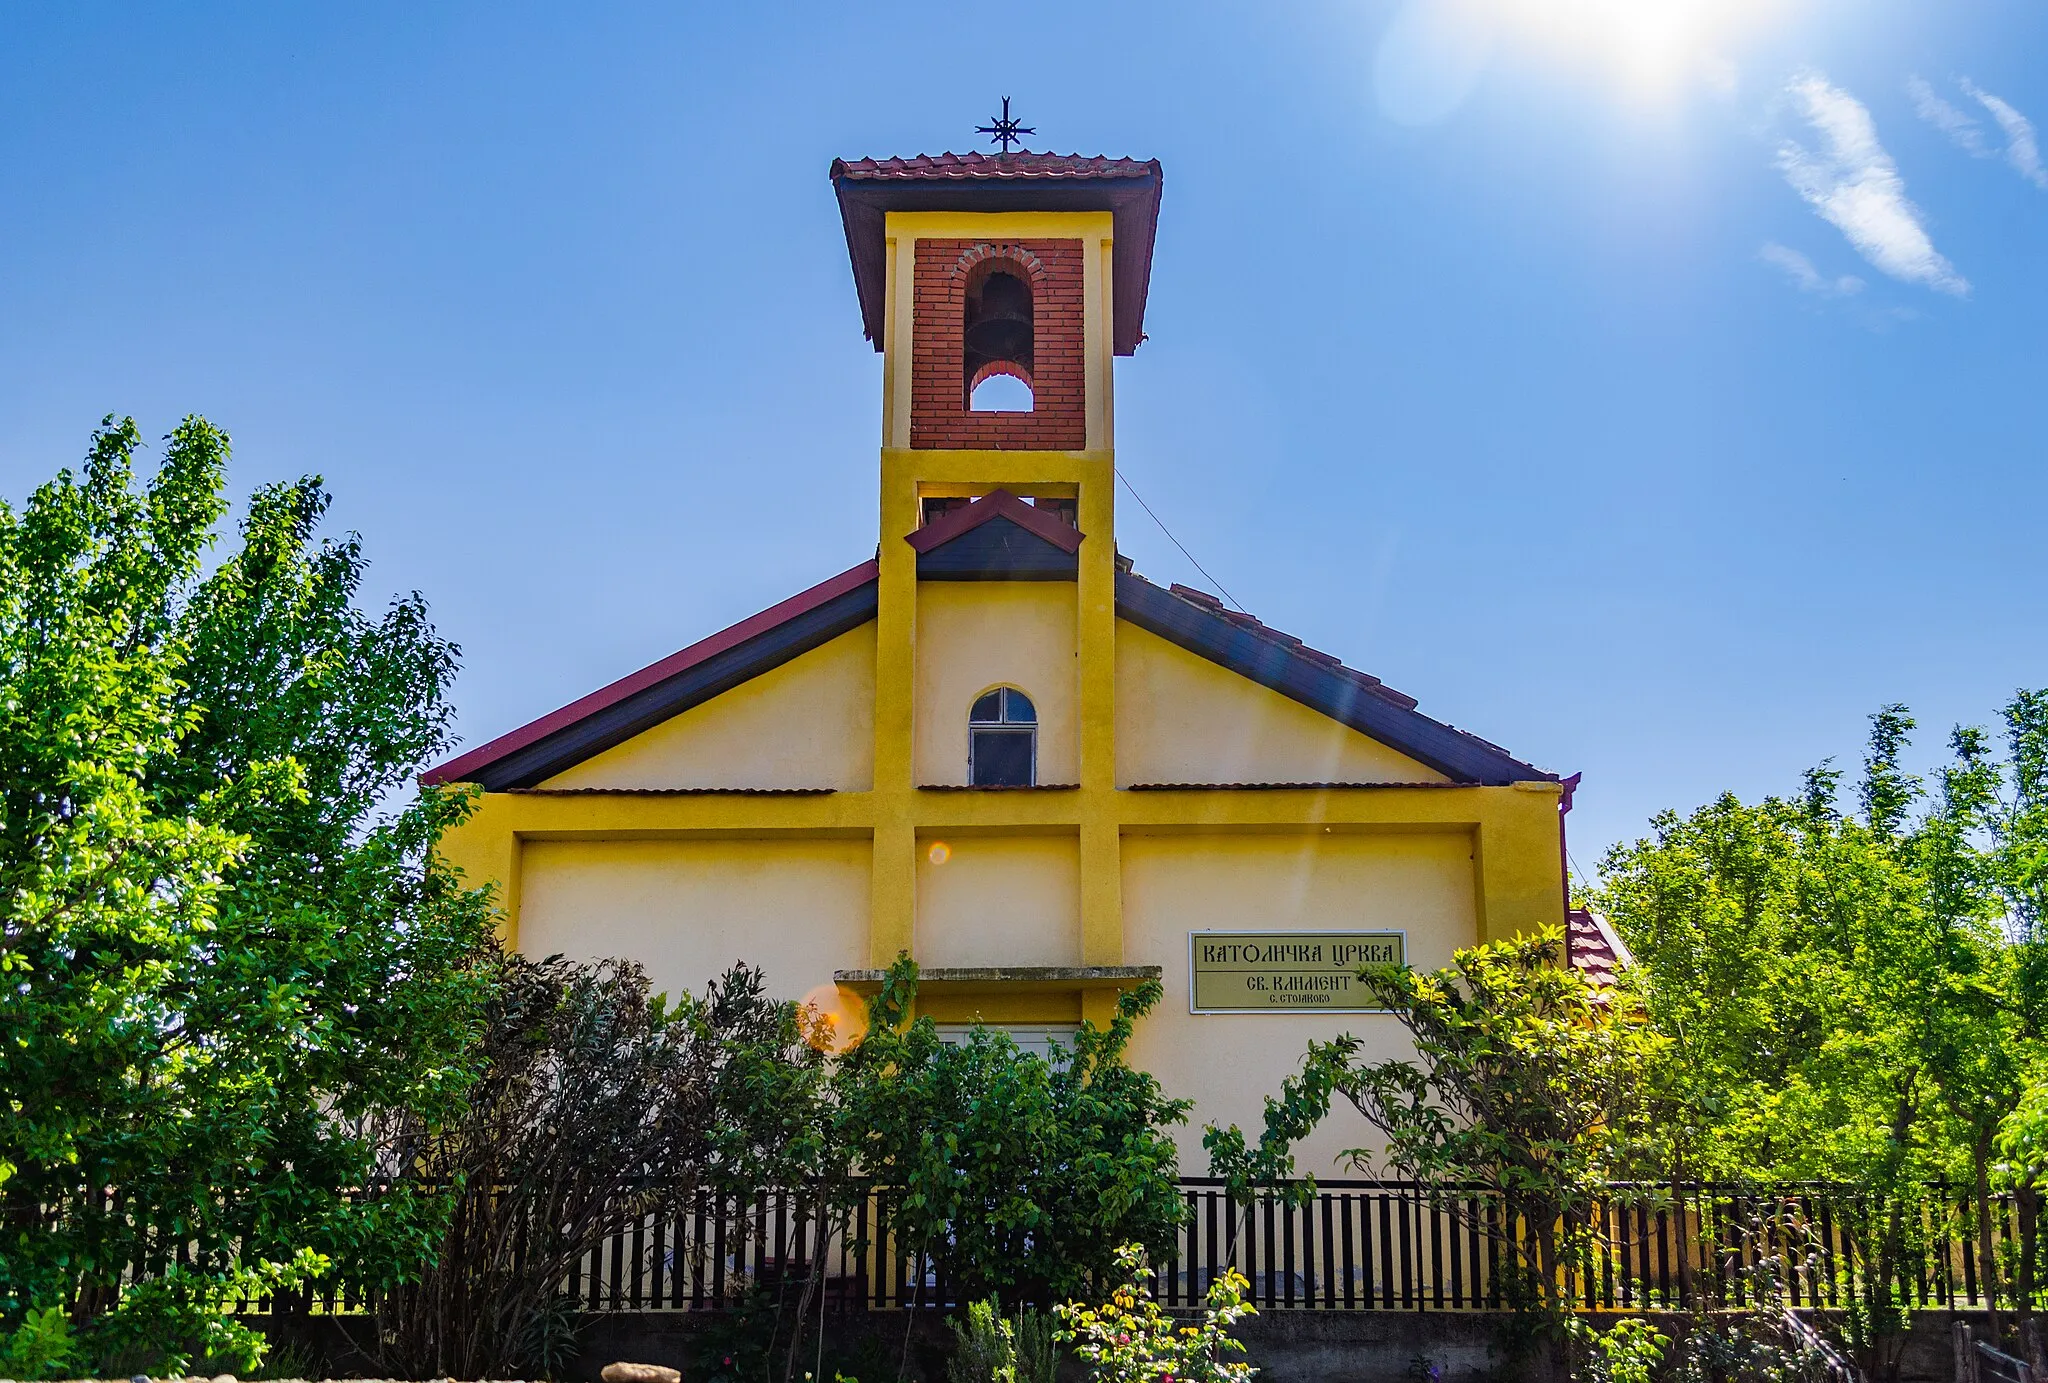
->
xmin=426 ymin=147 xmax=1585 ymax=1173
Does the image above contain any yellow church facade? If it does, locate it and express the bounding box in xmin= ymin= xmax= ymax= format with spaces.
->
xmin=427 ymin=150 xmax=1574 ymax=1172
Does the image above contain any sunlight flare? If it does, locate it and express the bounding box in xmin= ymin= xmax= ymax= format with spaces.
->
xmin=1493 ymin=0 xmax=1788 ymax=92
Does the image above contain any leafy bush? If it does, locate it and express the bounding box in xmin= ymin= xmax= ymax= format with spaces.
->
xmin=367 ymin=956 xmax=825 ymax=1379
xmin=948 ymin=1298 xmax=1017 ymax=1383
xmin=1054 ymin=1243 xmax=1255 ymax=1383
xmin=1585 ymin=1317 xmax=1667 ymax=1383
xmin=1207 ymin=929 xmax=1662 ymax=1332
xmin=0 ymin=1306 xmax=76 ymax=1380
xmin=1015 ymin=1306 xmax=1061 ymax=1383
xmin=89 ymin=1249 xmax=329 ymax=1378
xmin=835 ymin=959 xmax=1191 ymax=1305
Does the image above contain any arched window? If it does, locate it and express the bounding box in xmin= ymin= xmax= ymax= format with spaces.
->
xmin=963 ymin=262 xmax=1034 ymax=409
xmin=969 ymin=687 xmax=1036 ymax=787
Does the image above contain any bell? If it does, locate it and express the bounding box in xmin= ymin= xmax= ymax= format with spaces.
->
xmin=964 ymin=270 xmax=1034 ymax=368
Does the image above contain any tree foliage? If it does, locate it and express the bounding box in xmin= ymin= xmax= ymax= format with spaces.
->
xmin=832 ymin=960 xmax=1193 ymax=1306
xmin=367 ymin=956 xmax=822 ymax=1379
xmin=1592 ymin=693 xmax=2048 ymax=1377
xmin=0 ymin=417 xmax=496 ymax=1345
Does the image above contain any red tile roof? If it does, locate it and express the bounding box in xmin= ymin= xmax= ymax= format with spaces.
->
xmin=832 ymin=152 xmax=1161 ymax=182
xmin=831 ymin=152 xmax=1163 ymax=357
xmin=1567 ymin=908 xmax=1634 ymax=988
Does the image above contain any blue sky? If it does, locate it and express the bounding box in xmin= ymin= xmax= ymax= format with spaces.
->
xmin=2 ymin=2 xmax=2043 ymax=871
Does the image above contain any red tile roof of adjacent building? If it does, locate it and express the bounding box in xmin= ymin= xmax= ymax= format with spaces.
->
xmin=1567 ymin=908 xmax=1635 ymax=988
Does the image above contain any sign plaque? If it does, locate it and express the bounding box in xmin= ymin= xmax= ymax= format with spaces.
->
xmin=1188 ymin=931 xmax=1406 ymax=1014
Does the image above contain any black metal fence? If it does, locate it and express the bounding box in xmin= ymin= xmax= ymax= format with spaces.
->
xmin=546 ymin=1178 xmax=2026 ymax=1315
xmin=33 ymin=1178 xmax=2030 ymax=1316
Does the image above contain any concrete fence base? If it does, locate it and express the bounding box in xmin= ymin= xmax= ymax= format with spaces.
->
xmin=252 ymin=1306 xmax=1987 ymax=1383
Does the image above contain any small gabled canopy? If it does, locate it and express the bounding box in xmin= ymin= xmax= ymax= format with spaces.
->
xmin=910 ymin=489 xmax=1082 ymax=581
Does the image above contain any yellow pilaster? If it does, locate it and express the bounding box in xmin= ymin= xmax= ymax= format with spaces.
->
xmin=435 ymin=790 xmax=523 ymax=949
xmin=870 ymin=421 xmax=923 ymax=966
xmin=1476 ymin=780 xmax=1568 ymax=945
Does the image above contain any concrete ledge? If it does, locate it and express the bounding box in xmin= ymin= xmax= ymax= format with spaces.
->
xmin=833 ymin=966 xmax=1163 ymax=993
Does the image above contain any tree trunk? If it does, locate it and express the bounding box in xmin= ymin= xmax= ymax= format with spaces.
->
xmin=1671 ymin=1152 xmax=1694 ymax=1311
xmin=2018 ymin=1180 xmax=2042 ymax=1374
xmin=1977 ymin=1124 xmax=2004 ymax=1348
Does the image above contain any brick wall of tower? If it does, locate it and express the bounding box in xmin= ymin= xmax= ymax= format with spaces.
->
xmin=910 ymin=238 xmax=1087 ymax=450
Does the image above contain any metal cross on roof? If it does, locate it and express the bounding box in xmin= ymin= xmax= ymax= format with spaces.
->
xmin=976 ymin=97 xmax=1035 ymax=154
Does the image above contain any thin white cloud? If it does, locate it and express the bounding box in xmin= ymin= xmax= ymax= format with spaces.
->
xmin=1907 ymin=75 xmax=1988 ymax=156
xmin=1758 ymin=242 xmax=1864 ymax=296
xmin=1776 ymin=72 xmax=1968 ymax=295
xmin=1962 ymin=78 xmax=2048 ymax=190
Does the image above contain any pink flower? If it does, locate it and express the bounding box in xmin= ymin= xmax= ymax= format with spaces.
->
xmin=1117 ymin=1334 xmax=1130 ymax=1345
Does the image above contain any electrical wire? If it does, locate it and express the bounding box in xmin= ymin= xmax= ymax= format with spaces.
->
xmin=1114 ymin=467 xmax=1248 ymax=614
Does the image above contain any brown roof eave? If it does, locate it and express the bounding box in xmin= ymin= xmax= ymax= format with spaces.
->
xmin=830 ymin=156 xmax=1162 ymax=356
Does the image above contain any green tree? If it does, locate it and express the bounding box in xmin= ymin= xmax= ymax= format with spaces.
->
xmin=0 ymin=418 xmax=495 ymax=1346
xmin=1594 ymin=697 xmax=2048 ymax=1379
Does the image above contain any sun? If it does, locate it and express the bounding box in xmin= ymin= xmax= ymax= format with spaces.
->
xmin=1492 ymin=0 xmax=1786 ymax=93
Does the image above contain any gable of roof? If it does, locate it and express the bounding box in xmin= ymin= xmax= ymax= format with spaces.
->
xmin=830 ymin=152 xmax=1163 ymax=356
xmin=1113 ymin=573 xmax=1551 ymax=786
xmin=427 ymin=557 xmax=1551 ymax=792
xmin=910 ymin=489 xmax=1082 ymax=580
xmin=423 ymin=561 xmax=879 ymax=791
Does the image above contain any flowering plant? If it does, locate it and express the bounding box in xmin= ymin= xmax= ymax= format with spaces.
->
xmin=1054 ymin=1243 xmax=1256 ymax=1383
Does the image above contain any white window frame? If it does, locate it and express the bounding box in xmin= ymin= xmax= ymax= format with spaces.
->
xmin=968 ymin=686 xmax=1037 ymax=787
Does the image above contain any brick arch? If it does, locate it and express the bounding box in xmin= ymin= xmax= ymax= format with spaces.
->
xmin=969 ymin=358 xmax=1034 ymax=391
xmin=950 ymin=241 xmax=1048 ymax=283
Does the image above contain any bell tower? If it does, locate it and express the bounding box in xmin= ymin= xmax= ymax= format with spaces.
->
xmin=831 ymin=150 xmax=1161 ymax=454
xmin=830 ymin=147 xmax=1165 ymax=1019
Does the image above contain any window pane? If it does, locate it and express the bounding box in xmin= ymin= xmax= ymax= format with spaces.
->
xmin=933 ymin=1024 xmax=1079 ymax=1060
xmin=1002 ymin=689 xmax=1036 ymax=724
xmin=971 ymin=728 xmax=1034 ymax=786
xmin=971 ymin=691 xmax=1003 ymax=724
